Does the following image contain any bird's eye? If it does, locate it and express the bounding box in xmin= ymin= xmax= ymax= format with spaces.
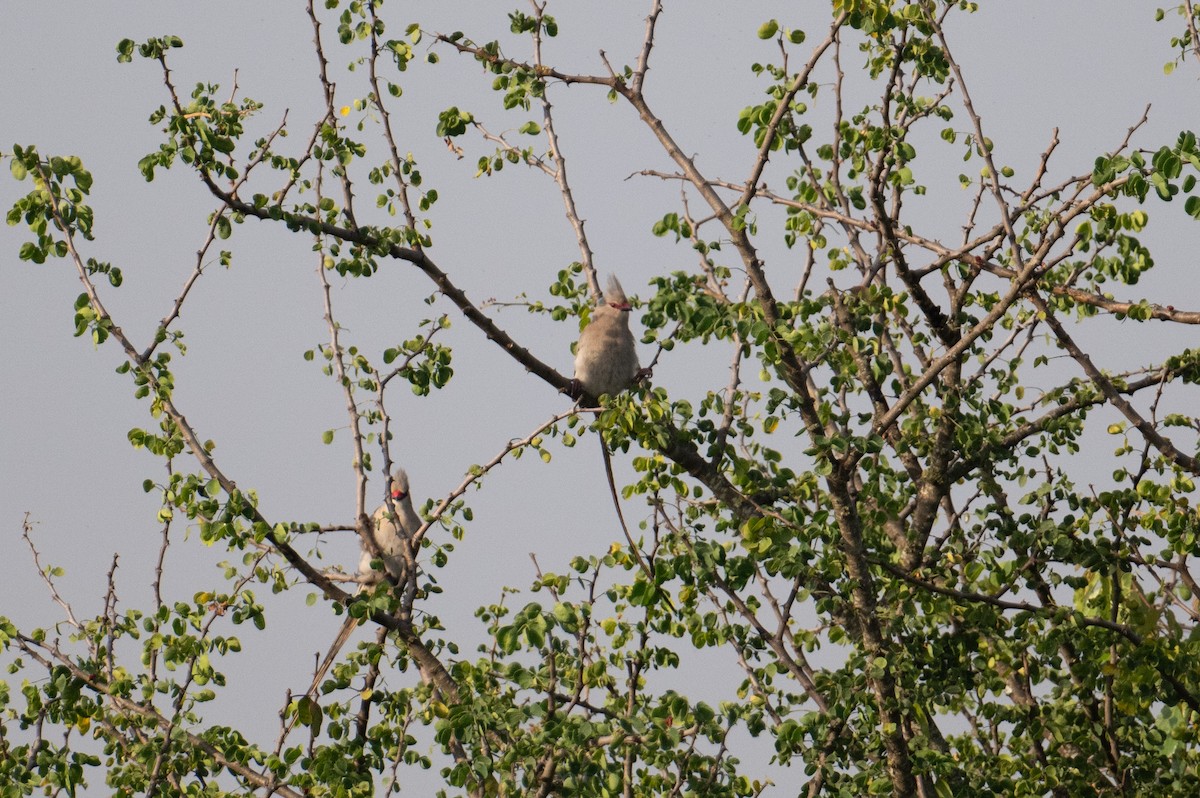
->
xmin=392 ymin=489 xmax=407 ymax=500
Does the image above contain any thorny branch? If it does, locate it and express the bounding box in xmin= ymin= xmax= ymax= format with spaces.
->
xmin=12 ymin=3 xmax=1200 ymax=796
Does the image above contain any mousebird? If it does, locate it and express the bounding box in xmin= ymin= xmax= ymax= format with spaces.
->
xmin=306 ymin=468 xmax=420 ymax=698
xmin=570 ymin=275 xmax=645 ymax=400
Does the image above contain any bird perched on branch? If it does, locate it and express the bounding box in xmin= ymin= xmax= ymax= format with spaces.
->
xmin=359 ymin=468 xmax=419 ymax=584
xmin=565 ymin=275 xmax=671 ymax=608
xmin=306 ymin=468 xmax=420 ymax=699
xmin=569 ymin=275 xmax=647 ymax=401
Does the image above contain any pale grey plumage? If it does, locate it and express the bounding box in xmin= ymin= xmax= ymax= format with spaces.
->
xmin=573 ymin=278 xmax=669 ymax=607
xmin=573 ymin=275 xmax=641 ymax=399
xmin=359 ymin=468 xmax=420 ymax=584
xmin=307 ymin=468 xmax=419 ymax=700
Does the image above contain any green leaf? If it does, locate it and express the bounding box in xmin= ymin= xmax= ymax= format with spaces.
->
xmin=297 ymin=696 xmax=323 ymax=729
xmin=1151 ymin=170 xmax=1173 ymax=200
xmin=1187 ymin=195 xmax=1200 ymax=219
xmin=525 ymin=625 xmax=545 ymax=648
xmin=757 ymin=19 xmax=779 ymax=39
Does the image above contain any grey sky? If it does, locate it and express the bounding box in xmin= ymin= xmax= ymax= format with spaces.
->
xmin=2 ymin=1 xmax=1197 ymax=792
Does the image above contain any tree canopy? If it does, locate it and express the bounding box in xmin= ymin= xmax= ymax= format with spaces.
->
xmin=6 ymin=1 xmax=1200 ymax=796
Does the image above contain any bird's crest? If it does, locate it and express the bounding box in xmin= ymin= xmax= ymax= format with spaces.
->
xmin=390 ymin=468 xmax=410 ymax=499
xmin=604 ymin=275 xmax=631 ymax=311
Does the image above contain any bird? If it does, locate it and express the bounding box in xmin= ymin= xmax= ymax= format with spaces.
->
xmin=570 ymin=275 xmax=645 ymax=400
xmin=566 ymin=276 xmax=671 ymax=609
xmin=359 ymin=468 xmax=420 ymax=584
xmin=306 ymin=468 xmax=420 ymax=699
